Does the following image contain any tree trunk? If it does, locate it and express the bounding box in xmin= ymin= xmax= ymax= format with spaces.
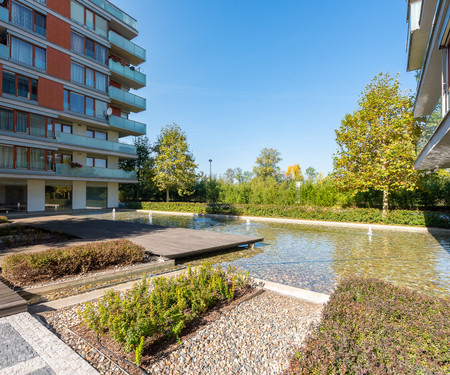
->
xmin=382 ymin=189 xmax=389 ymax=217
xmin=166 ymin=187 xmax=170 ymax=202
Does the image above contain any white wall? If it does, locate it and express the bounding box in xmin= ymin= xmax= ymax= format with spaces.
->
xmin=108 ymin=130 xmax=119 ymax=142
xmin=108 ymin=156 xmax=119 ymax=169
xmin=27 ymin=179 xmax=45 ymax=212
xmin=72 ymin=180 xmax=86 ymax=210
xmin=73 ymin=123 xmax=86 ymax=136
xmin=73 ymin=151 xmax=86 ymax=164
xmin=107 ymin=182 xmax=118 ymax=208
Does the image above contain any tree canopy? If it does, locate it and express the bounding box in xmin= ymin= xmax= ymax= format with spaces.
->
xmin=333 ymin=73 xmax=422 ymax=213
xmin=253 ymin=148 xmax=282 ymax=180
xmin=153 ymin=123 xmax=197 ymax=202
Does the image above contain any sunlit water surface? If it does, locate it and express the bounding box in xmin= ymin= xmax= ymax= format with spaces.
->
xmin=84 ymin=211 xmax=450 ymax=297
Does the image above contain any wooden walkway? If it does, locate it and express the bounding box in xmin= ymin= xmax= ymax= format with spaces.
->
xmin=0 ymin=281 xmax=27 ymax=318
xmin=14 ymin=215 xmax=264 ymax=259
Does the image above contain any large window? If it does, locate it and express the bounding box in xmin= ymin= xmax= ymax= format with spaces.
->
xmin=64 ymin=89 xmax=107 ymax=118
xmin=70 ymin=92 xmax=84 ymax=113
xmin=0 ymin=108 xmax=13 ymax=132
xmin=71 ymin=1 xmax=108 ymax=38
xmin=86 ymin=129 xmax=107 ymax=140
xmin=30 ymin=114 xmax=46 ymax=137
xmin=86 ymin=157 xmax=106 ymax=168
xmin=71 ymin=62 xmax=85 ymax=84
xmin=11 ymin=1 xmax=46 ymax=37
xmin=71 ymin=31 xmax=108 ymax=64
xmin=16 ymin=147 xmax=28 ymax=169
xmin=0 ymin=145 xmax=54 ymax=171
xmin=2 ymin=71 xmax=38 ymax=101
xmin=0 ymin=107 xmax=54 ymax=138
xmin=95 ymin=72 xmax=107 ymax=91
xmin=0 ymin=145 xmax=14 ymax=169
xmin=70 ymin=62 xmax=108 ymax=92
xmin=11 ymin=37 xmax=46 ymax=69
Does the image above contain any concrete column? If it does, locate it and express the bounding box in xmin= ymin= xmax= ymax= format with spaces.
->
xmin=72 ymin=181 xmax=86 ymax=210
xmin=107 ymin=182 xmax=119 ymax=208
xmin=27 ymin=180 xmax=45 ymax=212
xmin=73 ymin=152 xmax=86 ymax=165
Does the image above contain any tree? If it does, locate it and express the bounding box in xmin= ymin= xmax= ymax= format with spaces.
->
xmin=153 ymin=123 xmax=197 ymax=202
xmin=253 ymin=148 xmax=282 ymax=180
xmin=305 ymin=167 xmax=317 ymax=181
xmin=286 ymin=163 xmax=304 ymax=181
xmin=333 ymin=73 xmax=422 ymax=214
xmin=223 ymin=168 xmax=235 ymax=184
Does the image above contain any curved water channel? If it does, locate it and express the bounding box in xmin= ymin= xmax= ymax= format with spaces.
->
xmin=86 ymin=211 xmax=450 ymax=298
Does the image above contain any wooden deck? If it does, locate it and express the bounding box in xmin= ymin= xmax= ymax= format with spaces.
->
xmin=0 ymin=281 xmax=27 ymax=318
xmin=14 ymin=215 xmax=264 ymax=259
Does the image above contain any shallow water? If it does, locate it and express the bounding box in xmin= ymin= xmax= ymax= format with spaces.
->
xmin=84 ymin=211 xmax=450 ymax=297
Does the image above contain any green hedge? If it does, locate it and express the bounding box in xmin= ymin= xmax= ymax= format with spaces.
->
xmin=0 ymin=216 xmax=7 ymax=224
xmin=1 ymin=240 xmax=145 ymax=286
xmin=128 ymin=202 xmax=450 ymax=228
xmin=287 ymin=278 xmax=450 ymax=374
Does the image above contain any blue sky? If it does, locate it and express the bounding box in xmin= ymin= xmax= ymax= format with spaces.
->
xmin=112 ymin=0 xmax=417 ymax=178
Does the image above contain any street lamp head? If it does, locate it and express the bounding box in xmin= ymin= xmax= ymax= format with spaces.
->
xmin=209 ymin=159 xmax=212 ymax=163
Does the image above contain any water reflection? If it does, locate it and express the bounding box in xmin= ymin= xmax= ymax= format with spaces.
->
xmin=83 ymin=211 xmax=450 ymax=297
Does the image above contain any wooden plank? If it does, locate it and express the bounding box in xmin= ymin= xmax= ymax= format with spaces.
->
xmin=0 ymin=281 xmax=27 ymax=317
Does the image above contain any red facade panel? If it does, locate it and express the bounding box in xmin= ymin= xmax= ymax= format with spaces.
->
xmin=47 ymin=0 xmax=70 ymax=18
xmin=38 ymin=78 xmax=64 ymax=111
xmin=110 ymin=80 xmax=121 ymax=89
xmin=47 ymin=48 xmax=71 ymax=81
xmin=47 ymin=14 xmax=71 ymax=50
xmin=111 ymin=106 xmax=122 ymax=117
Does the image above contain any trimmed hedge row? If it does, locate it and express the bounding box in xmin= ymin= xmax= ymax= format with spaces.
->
xmin=128 ymin=202 xmax=450 ymax=228
xmin=1 ymin=240 xmax=145 ymax=286
xmin=0 ymin=216 xmax=7 ymax=223
xmin=287 ymin=278 xmax=450 ymax=374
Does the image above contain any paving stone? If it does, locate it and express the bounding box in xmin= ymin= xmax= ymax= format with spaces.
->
xmin=0 ymin=323 xmax=38 ymax=370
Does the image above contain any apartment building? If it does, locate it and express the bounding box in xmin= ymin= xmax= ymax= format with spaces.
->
xmin=407 ymin=0 xmax=450 ymax=170
xmin=0 ymin=0 xmax=146 ymax=212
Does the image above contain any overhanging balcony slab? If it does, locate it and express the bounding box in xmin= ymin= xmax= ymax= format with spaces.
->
xmin=109 ymin=59 xmax=146 ymax=89
xmin=109 ymin=115 xmax=146 ymax=136
xmin=109 ymin=86 xmax=146 ymax=113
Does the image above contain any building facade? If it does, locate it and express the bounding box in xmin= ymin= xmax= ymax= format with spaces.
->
xmin=407 ymin=0 xmax=450 ymax=170
xmin=0 ymin=0 xmax=146 ymax=212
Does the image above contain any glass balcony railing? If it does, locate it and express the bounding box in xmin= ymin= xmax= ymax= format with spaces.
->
xmin=0 ymin=43 xmax=8 ymax=59
xmin=109 ymin=115 xmax=146 ymax=135
xmin=89 ymin=0 xmax=137 ymax=30
xmin=55 ymin=132 xmax=137 ymax=155
xmin=109 ymin=86 xmax=146 ymax=112
xmin=109 ymin=59 xmax=146 ymax=88
xmin=109 ymin=31 xmax=146 ymax=64
xmin=0 ymin=6 xmax=8 ymax=22
xmin=417 ymin=100 xmax=442 ymax=155
xmin=56 ymin=164 xmax=137 ymax=180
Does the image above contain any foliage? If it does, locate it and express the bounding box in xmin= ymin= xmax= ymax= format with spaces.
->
xmin=81 ymin=263 xmax=250 ymax=365
xmin=153 ymin=123 xmax=197 ymax=202
xmin=333 ymin=73 xmax=423 ymax=212
xmin=0 ymin=216 xmax=7 ymax=223
xmin=287 ymin=277 xmax=450 ymax=374
xmin=253 ymin=148 xmax=282 ymax=180
xmin=1 ymin=240 xmax=145 ymax=286
xmin=286 ymin=164 xmax=304 ymax=181
xmin=305 ymin=167 xmax=318 ymax=181
xmin=128 ymin=201 xmax=450 ymax=228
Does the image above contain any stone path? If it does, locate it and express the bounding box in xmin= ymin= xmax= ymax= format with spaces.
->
xmin=0 ymin=312 xmax=98 ymax=375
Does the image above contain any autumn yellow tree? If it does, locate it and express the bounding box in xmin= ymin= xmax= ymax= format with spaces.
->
xmin=286 ymin=164 xmax=304 ymax=181
xmin=333 ymin=73 xmax=422 ymax=215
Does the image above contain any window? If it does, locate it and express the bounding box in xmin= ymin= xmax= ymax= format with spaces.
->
xmin=11 ymin=38 xmax=46 ymax=69
xmin=70 ymin=92 xmax=84 ymax=113
xmin=95 ymin=72 xmax=107 ymax=92
xmin=86 ymin=130 xmax=94 ymax=138
xmin=11 ymin=1 xmax=46 ymax=37
xmin=3 ymin=71 xmax=38 ymax=101
xmin=0 ymin=145 xmax=14 ymax=169
xmin=30 ymin=148 xmax=45 ymax=170
xmin=47 ymin=120 xmax=53 ymax=139
xmin=86 ymin=157 xmax=106 ymax=168
xmin=30 ymin=114 xmax=46 ymax=137
xmin=86 ymin=38 xmax=95 ymax=59
xmin=86 ymin=97 xmax=94 ymax=116
xmin=71 ymin=31 xmax=108 ymax=65
xmin=64 ymin=90 xmax=69 ymax=110
xmin=35 ymin=47 xmax=46 ymax=69
xmin=55 ymin=153 xmax=72 ymax=164
xmin=0 ymin=108 xmax=13 ymax=132
xmin=71 ymin=31 xmax=84 ymax=54
xmin=86 ymin=68 xmax=94 ymax=87
xmin=96 ymin=44 xmax=107 ymax=64
xmin=15 ymin=147 xmax=28 ymax=169
xmin=55 ymin=123 xmax=72 ymax=134
xmin=86 ymin=129 xmax=107 ymax=140
xmin=16 ymin=111 xmax=28 ymax=133
xmin=71 ymin=62 xmax=85 ymax=84
xmin=70 ymin=0 xmax=84 ymax=24
xmin=95 ymin=15 xmax=108 ymax=37
xmin=46 ymin=151 xmax=54 ymax=170
xmin=2 ymin=71 xmax=15 ymax=95
xmin=86 ymin=9 xmax=94 ymax=30
xmin=95 ymin=100 xmax=107 ymax=118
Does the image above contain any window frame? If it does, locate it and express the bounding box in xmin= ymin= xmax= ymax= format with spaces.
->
xmin=10 ymin=1 xmax=46 ymax=37
xmin=0 ymin=106 xmax=54 ymax=138
xmin=10 ymin=37 xmax=46 ymax=70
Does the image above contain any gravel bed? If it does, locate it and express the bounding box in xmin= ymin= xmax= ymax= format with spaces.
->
xmin=40 ymin=290 xmax=323 ymax=375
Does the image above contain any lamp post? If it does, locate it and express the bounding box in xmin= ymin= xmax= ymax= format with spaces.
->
xmin=208 ymin=159 xmax=212 ymax=184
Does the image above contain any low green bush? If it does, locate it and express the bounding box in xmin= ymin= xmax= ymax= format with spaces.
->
xmin=0 ymin=216 xmax=7 ymax=223
xmin=287 ymin=278 xmax=450 ymax=374
xmin=81 ymin=263 xmax=250 ymax=365
xmin=1 ymin=240 xmax=145 ymax=286
xmin=129 ymin=202 xmax=450 ymax=228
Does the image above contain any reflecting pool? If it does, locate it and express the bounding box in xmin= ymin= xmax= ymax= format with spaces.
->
xmin=84 ymin=211 xmax=450 ymax=297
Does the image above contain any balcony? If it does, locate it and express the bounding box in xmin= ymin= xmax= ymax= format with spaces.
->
xmin=56 ymin=164 xmax=137 ymax=181
xmin=109 ymin=115 xmax=146 ymax=136
xmin=0 ymin=6 xmax=8 ymax=23
xmin=109 ymin=86 xmax=146 ymax=113
xmin=89 ymin=0 xmax=138 ymax=39
xmin=109 ymin=31 xmax=145 ymax=66
xmin=55 ymin=132 xmax=137 ymax=156
xmin=109 ymin=59 xmax=146 ymax=89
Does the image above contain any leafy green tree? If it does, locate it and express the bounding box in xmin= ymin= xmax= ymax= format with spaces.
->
xmin=153 ymin=123 xmax=197 ymax=202
xmin=333 ymin=73 xmax=422 ymax=214
xmin=253 ymin=148 xmax=282 ymax=180
xmin=223 ymin=168 xmax=235 ymax=184
xmin=306 ymin=167 xmax=318 ymax=181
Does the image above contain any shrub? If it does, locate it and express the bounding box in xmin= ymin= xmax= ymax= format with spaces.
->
xmin=1 ymin=240 xmax=145 ymax=286
xmin=128 ymin=202 xmax=450 ymax=228
xmin=81 ymin=263 xmax=250 ymax=365
xmin=0 ymin=216 xmax=7 ymax=223
xmin=287 ymin=278 xmax=450 ymax=374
